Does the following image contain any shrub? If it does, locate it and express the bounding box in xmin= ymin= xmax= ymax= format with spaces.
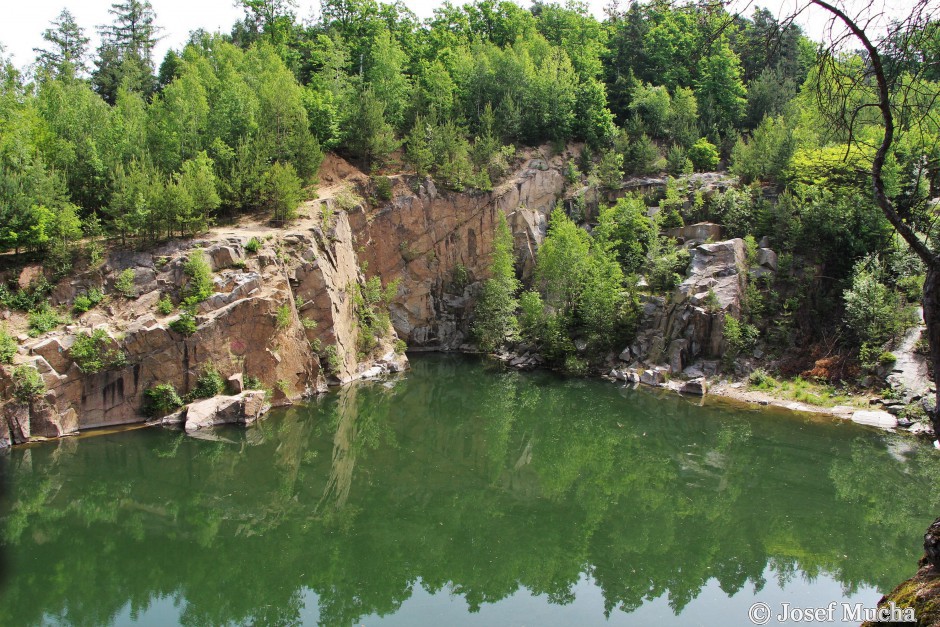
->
xmin=156 ymin=294 xmax=174 ymax=315
xmin=334 ymin=185 xmax=364 ymax=211
xmin=322 ymin=345 xmax=341 ymax=375
xmin=262 ymin=161 xmax=303 ymax=223
xmin=472 ymin=214 xmax=520 ymax=351
xmin=451 ymin=264 xmax=471 ymax=291
xmin=0 ymin=276 xmax=53 ymax=312
xmin=623 ymin=133 xmax=661 ymax=175
xmin=12 ymin=366 xmax=45 ymax=403
xmin=518 ymin=290 xmax=545 ymax=343
xmin=70 ymin=329 xmax=127 ymax=374
xmin=352 ymin=276 xmax=399 ymax=354
xmin=183 ymin=253 xmax=214 ymax=303
xmin=189 ymin=364 xmax=226 ymax=400
xmin=27 ymin=304 xmax=65 ymax=337
xmin=843 ymin=259 xmax=909 ymax=346
xmin=244 ymin=375 xmax=263 ymax=390
xmin=115 ymin=269 xmax=137 ymax=299
xmin=144 ymin=383 xmax=183 ymax=417
xmin=169 ymin=310 xmax=198 ymax=335
xmin=666 ymin=145 xmax=693 ymax=176
xmin=245 ymin=237 xmax=262 ymax=254
xmin=394 ymin=339 xmax=407 ymax=354
xmin=373 ymin=175 xmax=393 ymax=201
xmin=73 ymin=288 xmax=105 ymax=314
xmin=748 ymin=368 xmax=778 ymax=389
xmin=0 ymin=326 xmax=17 ymax=364
xmin=647 ymin=246 xmax=690 ymax=292
xmin=597 ymin=149 xmax=624 ymax=188
xmin=276 ymin=304 xmax=292 ymax=329
xmin=724 ymin=315 xmax=759 ymax=356
xmin=301 ymin=317 xmax=318 ymax=329
xmin=687 ymin=138 xmax=720 ymax=171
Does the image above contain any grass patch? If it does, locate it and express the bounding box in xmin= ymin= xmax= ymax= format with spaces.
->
xmin=747 ymin=369 xmax=862 ymax=407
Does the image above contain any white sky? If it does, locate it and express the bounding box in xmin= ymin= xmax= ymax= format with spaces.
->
xmin=0 ymin=0 xmax=923 ymax=71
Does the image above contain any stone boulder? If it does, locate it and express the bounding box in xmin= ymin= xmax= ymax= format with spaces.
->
xmin=680 ymin=378 xmax=708 ymax=396
xmin=757 ymin=248 xmax=778 ymax=272
xmin=640 ymin=367 xmax=669 ymax=387
xmin=184 ymin=391 xmax=268 ymax=432
xmin=851 ymin=410 xmax=898 ymax=429
xmin=31 ymin=337 xmax=73 ymax=375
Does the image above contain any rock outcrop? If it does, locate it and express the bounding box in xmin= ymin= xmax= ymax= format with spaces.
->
xmin=623 ymin=238 xmax=750 ymax=379
xmin=0 ymin=150 xmax=757 ymax=447
xmin=183 ymin=391 xmax=268 ymax=431
xmin=0 ymin=212 xmax=411 ymax=445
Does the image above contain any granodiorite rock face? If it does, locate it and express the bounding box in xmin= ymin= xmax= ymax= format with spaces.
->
xmin=0 ymin=152 xmax=568 ymax=444
xmin=0 ymin=149 xmax=743 ymax=446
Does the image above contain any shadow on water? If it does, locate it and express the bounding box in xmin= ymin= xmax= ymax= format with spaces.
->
xmin=0 ymin=353 xmax=938 ymax=625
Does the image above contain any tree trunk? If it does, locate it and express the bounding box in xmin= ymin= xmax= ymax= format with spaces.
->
xmin=923 ymin=265 xmax=940 ymax=438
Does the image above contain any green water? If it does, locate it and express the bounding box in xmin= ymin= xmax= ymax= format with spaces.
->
xmin=1 ymin=354 xmax=938 ymax=626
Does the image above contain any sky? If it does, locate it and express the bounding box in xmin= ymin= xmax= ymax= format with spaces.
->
xmin=0 ymin=0 xmax=921 ymax=71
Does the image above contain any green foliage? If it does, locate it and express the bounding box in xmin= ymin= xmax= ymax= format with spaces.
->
xmin=27 ymin=304 xmax=65 ymax=338
xmin=0 ymin=326 xmax=17 ymax=364
xmin=709 ymin=186 xmax=765 ymax=239
xmin=263 ymin=162 xmax=303 ymax=223
xmin=189 ymin=364 xmax=226 ymax=400
xmin=394 ymin=339 xmax=407 ymax=355
xmin=321 ymin=344 xmax=341 ymax=375
xmin=472 ymin=214 xmax=520 ymax=351
xmin=11 ymin=365 xmax=46 ymax=403
xmin=144 ymin=383 xmax=183 ymax=417
xmin=352 ymin=276 xmax=398 ymax=355
xmin=622 ymin=133 xmax=661 ymax=175
xmin=183 ymin=253 xmax=214 ymax=303
xmin=666 ymin=145 xmax=693 ymax=176
xmin=245 ymin=237 xmax=262 ymax=254
xmin=0 ymin=278 xmax=53 ymax=312
xmin=596 ymin=149 xmax=624 ymax=188
xmin=276 ymin=304 xmax=292 ymax=329
xmin=70 ymin=329 xmax=127 ymax=374
xmin=518 ymin=290 xmax=546 ymax=344
xmin=372 ymin=176 xmax=393 ymax=202
xmin=687 ymin=138 xmax=719 ymax=172
xmin=723 ymin=315 xmax=760 ymax=358
xmin=843 ymin=258 xmax=911 ymax=346
xmin=532 ymin=208 xmax=637 ymax=358
xmin=115 ymin=269 xmax=137 ymax=299
xmin=593 ymin=194 xmax=654 ymax=274
xmin=72 ymin=288 xmax=104 ymax=314
xmin=730 ymin=115 xmax=794 ymax=184
xmin=301 ymin=317 xmax=318 ymax=330
xmin=169 ymin=310 xmax=198 ymax=335
xmin=156 ymin=294 xmax=174 ymax=315
xmin=451 ymin=264 xmax=471 ymax=291
xmin=647 ymin=243 xmax=690 ymax=292
xmin=243 ymin=374 xmax=263 ymax=390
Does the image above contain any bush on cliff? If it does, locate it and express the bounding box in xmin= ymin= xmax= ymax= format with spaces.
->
xmin=0 ymin=326 xmax=17 ymax=364
xmin=472 ymin=214 xmax=520 ymax=352
xmin=144 ymin=383 xmax=184 ymax=417
xmin=70 ymin=329 xmax=127 ymax=374
xmin=183 ymin=253 xmax=214 ymax=303
xmin=11 ymin=366 xmax=45 ymax=403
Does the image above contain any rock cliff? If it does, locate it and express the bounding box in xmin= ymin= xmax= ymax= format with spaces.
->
xmin=0 ymin=150 xmax=748 ymax=447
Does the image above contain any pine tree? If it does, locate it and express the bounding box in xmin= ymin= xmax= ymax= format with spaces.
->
xmin=92 ymin=1 xmax=161 ymax=103
xmin=34 ymin=9 xmax=90 ymax=78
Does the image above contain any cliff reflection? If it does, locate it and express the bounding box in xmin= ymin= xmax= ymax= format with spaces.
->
xmin=1 ymin=354 xmax=937 ymax=626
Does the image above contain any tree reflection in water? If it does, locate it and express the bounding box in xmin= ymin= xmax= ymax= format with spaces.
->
xmin=0 ymin=354 xmax=937 ymax=626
